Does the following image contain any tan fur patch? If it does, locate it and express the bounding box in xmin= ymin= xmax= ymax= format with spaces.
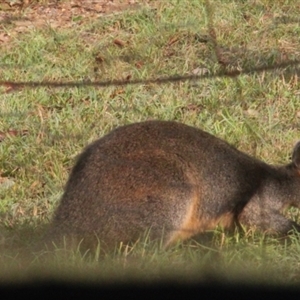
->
xmin=213 ymin=212 xmax=235 ymax=229
xmin=165 ymin=187 xmax=201 ymax=247
xmin=165 ymin=194 xmax=235 ymax=247
xmin=164 ymin=169 xmax=235 ymax=247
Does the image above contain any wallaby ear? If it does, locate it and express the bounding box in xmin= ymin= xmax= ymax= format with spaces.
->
xmin=292 ymin=141 xmax=300 ymax=169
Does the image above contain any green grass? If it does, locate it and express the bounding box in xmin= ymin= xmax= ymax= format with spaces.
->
xmin=1 ymin=0 xmax=300 ymax=284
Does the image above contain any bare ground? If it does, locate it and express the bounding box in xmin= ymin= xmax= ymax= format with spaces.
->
xmin=0 ymin=0 xmax=152 ymax=45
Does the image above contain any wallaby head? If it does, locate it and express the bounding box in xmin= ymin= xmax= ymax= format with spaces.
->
xmin=228 ymin=139 xmax=300 ymax=237
xmin=292 ymin=141 xmax=300 ymax=170
xmin=282 ymin=141 xmax=300 ymax=208
xmin=46 ymin=120 xmax=300 ymax=252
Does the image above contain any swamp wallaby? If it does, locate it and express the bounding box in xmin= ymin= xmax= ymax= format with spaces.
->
xmin=47 ymin=120 xmax=300 ymax=250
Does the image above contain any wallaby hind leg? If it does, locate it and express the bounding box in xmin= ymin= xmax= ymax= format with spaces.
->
xmin=97 ymin=183 xmax=201 ymax=249
xmin=48 ymin=179 xmax=201 ymax=252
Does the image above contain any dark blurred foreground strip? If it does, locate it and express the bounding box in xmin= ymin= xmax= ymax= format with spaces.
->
xmin=0 ymin=280 xmax=298 ymax=300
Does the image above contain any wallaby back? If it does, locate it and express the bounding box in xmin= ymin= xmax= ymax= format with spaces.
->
xmin=47 ymin=120 xmax=300 ymax=251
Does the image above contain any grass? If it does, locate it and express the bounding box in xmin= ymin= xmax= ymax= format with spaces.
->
xmin=1 ymin=0 xmax=300 ymax=285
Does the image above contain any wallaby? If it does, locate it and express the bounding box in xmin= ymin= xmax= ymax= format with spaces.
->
xmin=47 ymin=120 xmax=300 ymax=251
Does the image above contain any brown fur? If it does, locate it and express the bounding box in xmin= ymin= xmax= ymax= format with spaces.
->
xmin=46 ymin=120 xmax=300 ymax=251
